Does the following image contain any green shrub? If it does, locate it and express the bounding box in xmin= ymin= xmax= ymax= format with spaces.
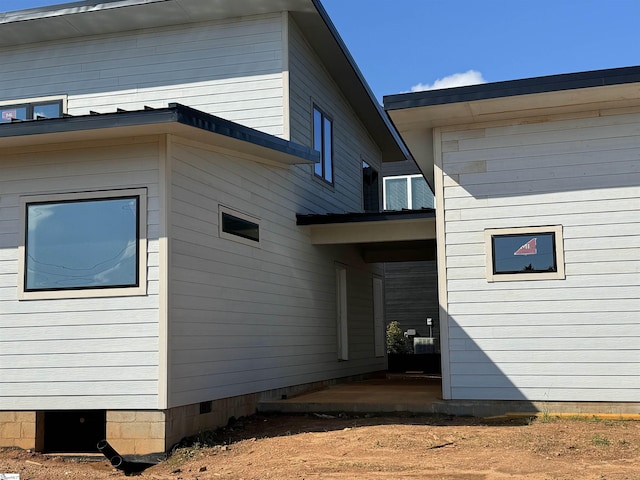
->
xmin=386 ymin=321 xmax=411 ymax=354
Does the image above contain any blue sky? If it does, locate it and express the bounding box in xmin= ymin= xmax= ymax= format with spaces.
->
xmin=3 ymin=0 xmax=640 ymax=101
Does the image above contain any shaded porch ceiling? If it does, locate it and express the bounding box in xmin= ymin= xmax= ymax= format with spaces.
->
xmin=296 ymin=209 xmax=436 ymax=263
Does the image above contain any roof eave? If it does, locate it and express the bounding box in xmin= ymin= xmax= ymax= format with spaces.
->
xmin=0 ymin=103 xmax=319 ymax=166
xmin=384 ymin=65 xmax=640 ymax=129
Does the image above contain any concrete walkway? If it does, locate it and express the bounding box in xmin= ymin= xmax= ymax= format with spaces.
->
xmin=258 ymin=374 xmax=640 ymax=418
xmin=258 ymin=375 xmax=442 ymax=414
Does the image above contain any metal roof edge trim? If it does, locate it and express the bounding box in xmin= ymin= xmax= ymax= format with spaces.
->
xmin=383 ymin=65 xmax=640 ymax=111
xmin=296 ymin=208 xmax=435 ymax=225
xmin=311 ymin=0 xmax=412 ymax=162
xmin=0 ymin=103 xmax=320 ymax=164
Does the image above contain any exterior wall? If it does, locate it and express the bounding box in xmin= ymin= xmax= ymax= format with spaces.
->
xmin=167 ymin=137 xmax=385 ymax=408
xmin=0 ymin=137 xmax=162 ymax=410
xmin=383 ymin=260 xmax=439 ymax=348
xmin=287 ymin=16 xmax=383 ymax=213
xmin=436 ymin=110 xmax=640 ymax=402
xmin=0 ymin=14 xmax=285 ymax=136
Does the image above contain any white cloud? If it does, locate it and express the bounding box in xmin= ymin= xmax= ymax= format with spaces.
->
xmin=410 ymin=70 xmax=486 ymax=92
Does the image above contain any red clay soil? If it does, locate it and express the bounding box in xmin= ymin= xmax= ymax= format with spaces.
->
xmin=2 ymin=413 xmax=640 ymax=479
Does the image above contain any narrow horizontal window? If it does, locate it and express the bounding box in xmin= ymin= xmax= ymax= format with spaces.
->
xmin=485 ymin=226 xmax=565 ymax=282
xmin=19 ymin=189 xmax=147 ymax=300
xmin=1 ymin=99 xmax=63 ymax=123
xmin=219 ymin=206 xmax=260 ymax=245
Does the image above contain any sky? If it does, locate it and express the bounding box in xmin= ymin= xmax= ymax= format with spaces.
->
xmin=2 ymin=0 xmax=640 ymax=102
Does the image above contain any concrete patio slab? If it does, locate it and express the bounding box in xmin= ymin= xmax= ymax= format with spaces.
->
xmin=258 ymin=375 xmax=442 ymax=414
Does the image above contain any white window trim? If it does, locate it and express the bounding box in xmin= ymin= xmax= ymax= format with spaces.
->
xmin=383 ymin=174 xmax=430 ymax=210
xmin=18 ymin=188 xmax=147 ymax=300
xmin=484 ymin=225 xmax=565 ymax=282
xmin=218 ymin=205 xmax=261 ymax=247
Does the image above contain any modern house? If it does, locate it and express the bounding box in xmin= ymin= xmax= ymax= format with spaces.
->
xmin=0 ymin=0 xmax=433 ymax=455
xmin=3 ymin=0 xmax=636 ymax=458
xmin=385 ymin=66 xmax=640 ymax=405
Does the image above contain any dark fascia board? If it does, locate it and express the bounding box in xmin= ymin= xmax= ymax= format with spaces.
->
xmin=384 ymin=65 xmax=640 ymax=111
xmin=296 ymin=208 xmax=435 ymax=226
xmin=170 ymin=103 xmax=318 ymax=161
xmin=0 ymin=103 xmax=319 ymax=164
xmin=307 ymin=0 xmax=412 ymax=163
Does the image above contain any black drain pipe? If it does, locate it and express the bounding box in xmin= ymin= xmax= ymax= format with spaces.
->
xmin=97 ymin=439 xmax=155 ymax=476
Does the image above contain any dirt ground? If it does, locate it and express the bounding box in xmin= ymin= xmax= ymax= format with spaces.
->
xmin=2 ymin=413 xmax=640 ymax=480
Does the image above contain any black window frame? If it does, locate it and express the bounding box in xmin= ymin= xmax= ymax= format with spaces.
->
xmin=484 ymin=225 xmax=565 ymax=282
xmin=24 ymin=195 xmax=141 ymax=293
xmin=491 ymin=232 xmax=558 ymax=275
xmin=218 ymin=205 xmax=261 ymax=246
xmin=312 ymin=104 xmax=334 ymax=184
xmin=221 ymin=211 xmax=260 ymax=243
xmin=18 ymin=188 xmax=148 ymax=300
xmin=1 ymin=99 xmax=63 ymax=123
xmin=362 ymin=160 xmax=380 ymax=212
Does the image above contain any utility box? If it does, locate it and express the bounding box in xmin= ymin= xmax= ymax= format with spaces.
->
xmin=413 ymin=337 xmax=436 ymax=354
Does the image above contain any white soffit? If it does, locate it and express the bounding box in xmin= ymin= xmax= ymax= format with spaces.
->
xmin=0 ymin=0 xmax=315 ymax=45
xmin=307 ymin=217 xmax=436 ymax=245
xmin=388 ymin=82 xmax=640 ymax=131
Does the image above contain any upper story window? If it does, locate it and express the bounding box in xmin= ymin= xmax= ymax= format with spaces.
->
xmin=1 ymin=98 xmax=63 ymax=123
xmin=18 ymin=189 xmax=147 ymax=300
xmin=383 ymin=174 xmax=433 ymax=210
xmin=313 ymin=105 xmax=333 ymax=183
xmin=362 ymin=161 xmax=379 ymax=212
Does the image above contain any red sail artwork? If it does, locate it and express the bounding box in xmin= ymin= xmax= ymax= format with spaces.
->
xmin=514 ymin=237 xmax=537 ymax=256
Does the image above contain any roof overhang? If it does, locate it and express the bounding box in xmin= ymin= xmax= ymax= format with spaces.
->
xmin=0 ymin=0 xmax=411 ymax=164
xmin=297 ymin=210 xmax=436 ymax=263
xmin=384 ymin=66 xmax=640 ymax=185
xmin=0 ymin=103 xmax=318 ymax=166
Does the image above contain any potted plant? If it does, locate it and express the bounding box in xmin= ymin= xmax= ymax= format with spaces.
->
xmin=386 ymin=321 xmax=412 ymax=372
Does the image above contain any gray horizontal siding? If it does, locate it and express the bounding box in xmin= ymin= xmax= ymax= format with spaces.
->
xmin=383 ymin=261 xmax=439 ymax=346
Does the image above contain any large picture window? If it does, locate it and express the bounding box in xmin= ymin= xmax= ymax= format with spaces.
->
xmin=313 ymin=105 xmax=333 ymax=183
xmin=19 ymin=189 xmax=147 ymax=299
xmin=485 ymin=225 xmax=565 ymax=282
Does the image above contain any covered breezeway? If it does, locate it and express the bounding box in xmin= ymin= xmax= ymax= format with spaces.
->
xmin=293 ymin=209 xmax=442 ymax=413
